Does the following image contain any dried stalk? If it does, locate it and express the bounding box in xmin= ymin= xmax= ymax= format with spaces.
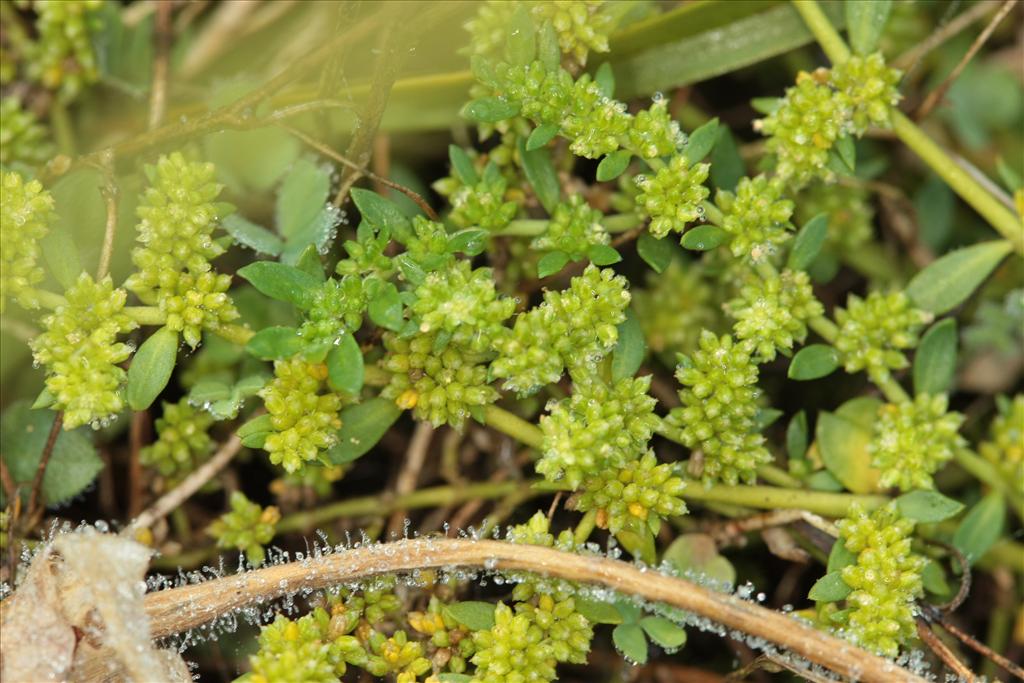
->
xmin=143 ymin=538 xmax=927 ymax=683
xmin=26 ymin=412 xmax=63 ymax=525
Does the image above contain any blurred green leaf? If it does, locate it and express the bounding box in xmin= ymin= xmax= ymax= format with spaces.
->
xmin=906 ymin=241 xmax=1013 ymax=315
xmin=327 ymin=398 xmax=403 ymax=465
xmin=788 ymin=344 xmax=839 ymax=380
xmin=845 ymin=0 xmax=891 ymax=55
xmin=517 ymin=139 xmax=560 ymax=213
xmin=611 ymin=308 xmax=645 ymax=382
xmin=913 ymin=318 xmax=957 ymax=396
xmin=126 ymin=326 xmax=178 ymax=410
xmin=953 ymin=493 xmax=1005 ymax=565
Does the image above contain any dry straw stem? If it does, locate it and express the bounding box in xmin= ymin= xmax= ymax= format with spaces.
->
xmin=143 ymin=538 xmax=926 ymax=683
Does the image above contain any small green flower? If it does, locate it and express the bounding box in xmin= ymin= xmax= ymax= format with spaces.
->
xmin=364 ymin=629 xmax=431 ymax=681
xmin=834 ymin=290 xmax=931 ymax=381
xmin=24 ymin=0 xmax=104 ymax=99
xmin=665 ymin=331 xmax=771 ymax=485
xmin=208 ymin=490 xmax=280 ymax=566
xmin=979 ymin=394 xmax=1024 ymax=491
xmin=727 ymin=269 xmax=823 ymax=361
xmin=632 ymin=260 xmax=719 ymax=355
xmin=248 ymin=608 xmax=364 ymax=683
xmin=532 ymin=0 xmax=614 ymax=67
xmin=715 ymin=174 xmax=795 ymax=261
xmin=449 ymin=162 xmax=518 ymax=232
xmin=538 ymin=375 xmax=660 ymax=488
xmin=635 ymin=155 xmax=710 ymax=239
xmin=514 ymin=592 xmax=593 ymax=665
xmin=492 ymin=265 xmax=630 ymax=395
xmin=531 ymin=195 xmax=608 ymax=260
xmin=337 ymin=228 xmax=395 ymax=279
xmin=471 ymin=602 xmax=557 ymax=683
xmin=159 ymin=270 xmax=239 ymax=349
xmin=829 ymin=53 xmax=902 ymax=135
xmin=31 ymin=273 xmax=138 ymax=429
xmin=576 ymin=451 xmax=686 ymax=534
xmin=834 ymin=503 xmax=925 ymax=658
xmin=1 ymin=170 xmax=54 ymax=312
xmin=870 ymin=394 xmax=966 ymax=491
xmin=628 ymin=98 xmax=684 ymax=160
xmin=0 ymin=97 xmax=52 ymax=168
xmin=140 ymin=399 xmax=215 ymax=480
xmin=260 ymin=359 xmax=343 ymax=473
xmin=297 ymin=277 xmax=367 ymax=359
xmin=404 ymin=215 xmax=456 ymax=265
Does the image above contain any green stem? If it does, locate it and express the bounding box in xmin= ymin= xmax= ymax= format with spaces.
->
xmin=124 ymin=306 xmax=166 ymax=326
xmin=793 ymin=0 xmax=1023 ymax=252
xmin=483 ymin=405 xmax=544 ymax=449
xmin=808 ymin=315 xmax=839 ymax=343
xmin=500 ymin=213 xmax=641 ymax=237
xmin=574 ymin=508 xmax=598 ymax=545
xmin=700 ymin=199 xmax=725 ymax=226
xmin=34 ymin=289 xmax=66 ymax=309
xmin=50 ymin=100 xmax=76 ymax=157
xmin=757 ymin=464 xmax=803 ymax=488
xmin=683 ymin=483 xmax=886 ymax=517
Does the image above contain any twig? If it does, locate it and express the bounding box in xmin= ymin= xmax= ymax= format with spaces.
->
xmin=148 ymin=0 xmax=174 ymax=130
xmin=127 ymin=434 xmax=243 ymax=533
xmin=704 ymin=510 xmax=838 ymax=548
xmin=26 ymin=412 xmax=63 ymax=523
xmin=386 ymin=421 xmax=435 ymax=537
xmin=141 ymin=537 xmax=928 ymax=683
xmin=894 ymin=0 xmax=1002 ymax=72
xmin=935 ymin=541 xmax=971 ymax=613
xmin=0 ymin=459 xmax=16 ymax=501
xmin=929 ymin=610 xmax=1024 ymax=680
xmin=915 ymin=619 xmax=979 ymax=682
xmin=128 ymin=410 xmax=150 ymax=518
xmin=915 ymin=0 xmax=1018 ymax=119
xmin=95 ymin=171 xmax=119 ymax=281
xmin=179 ymin=1 xmax=259 ymax=78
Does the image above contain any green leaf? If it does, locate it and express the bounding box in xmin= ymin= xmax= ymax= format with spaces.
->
xmin=895 ymin=490 xmax=964 ymax=524
xmin=237 ymin=413 xmax=274 ymax=448
xmin=786 ymin=410 xmax=808 ymax=461
xmin=276 ymin=157 xmax=331 ymax=239
xmin=906 ymin=241 xmax=1013 ymax=315
xmin=463 ymin=96 xmax=519 ymax=123
xmin=188 ymin=379 xmax=232 ymax=405
xmin=444 ymin=601 xmax=496 ymax=631
xmin=506 ymin=3 xmax=536 ymax=66
xmin=788 ymin=344 xmax=839 ymax=380
xmin=612 ymin=308 xmax=645 ymax=381
xmin=913 ymin=318 xmax=957 ymax=397
xmin=834 ymin=135 xmax=856 ymax=172
xmin=755 ymin=407 xmax=783 ymax=430
xmin=575 ymin=598 xmax=624 ymax=624
xmin=827 ymin=539 xmax=857 ymax=574
xmin=222 ymin=214 xmax=284 ymax=256
xmin=292 ymin=243 xmax=325 ymax=280
xmin=281 ymin=207 xmax=339 ymax=265
xmin=526 ymin=123 xmax=560 ymax=151
xmin=952 ymin=492 xmax=1005 ymax=565
xmin=587 ymin=244 xmax=622 ymax=266
xmin=595 ymin=62 xmax=616 ymax=98
xmin=351 ymin=188 xmax=412 ymax=241
xmin=710 ymin=125 xmax=744 ymax=192
xmin=612 ymin=623 xmax=648 ymax=665
xmin=326 ymin=334 xmax=364 ymax=395
xmin=368 ymin=282 xmax=404 ymax=331
xmin=914 ymin=174 xmax=954 ymax=252
xmin=845 ymin=0 xmax=892 ymax=55
xmin=682 ymin=117 xmax=719 ymax=165
xmin=326 ymin=398 xmax=403 ymax=465
xmin=536 ymin=21 xmax=560 ymax=71
xmin=750 ymin=97 xmax=783 ymax=115
xmin=126 ymin=326 xmax=178 ymax=410
xmin=637 ymin=231 xmax=673 ymax=273
xmin=596 ymin=150 xmax=632 ymax=182
xmin=640 ymin=617 xmax=687 ymax=650
xmin=447 ymin=229 xmax=489 ymax=256
xmin=680 ymin=225 xmax=727 ymax=251
xmin=237 ymin=261 xmax=320 ymax=309
xmin=537 ymin=250 xmax=571 ymax=278
xmin=448 ymin=145 xmax=479 ymax=185
xmin=517 ymin=139 xmax=560 ymax=213
xmin=787 ymin=213 xmax=829 ymax=271
xmin=808 ymin=571 xmax=852 ymax=602
xmin=40 ymin=226 xmax=83 ymax=289
xmin=32 ymin=388 xmax=56 ymax=409
xmin=1 ymin=401 xmax=103 ymax=506
xmin=806 ymin=470 xmax=844 ymax=491
xmin=246 ymin=326 xmax=305 ymax=360
xmin=922 ymin=559 xmax=951 ymax=596
xmin=816 ymin=399 xmax=882 ymax=494
xmin=663 ymin=533 xmax=736 ymax=586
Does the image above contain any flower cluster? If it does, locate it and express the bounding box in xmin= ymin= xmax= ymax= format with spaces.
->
xmin=31 ymin=273 xmax=138 ymax=429
xmin=140 ymin=399 xmax=215 ymax=480
xmin=869 ymin=394 xmax=966 ymax=491
xmin=126 ymin=152 xmax=238 ymax=347
xmin=979 ymin=394 xmax=1024 ymax=490
xmin=834 ymin=291 xmax=931 ymax=381
xmin=492 ymin=265 xmax=629 ymax=394
xmin=796 ymin=181 xmax=874 ymax=255
xmin=1 ymin=170 xmax=54 ymax=312
xmin=470 ymin=602 xmax=560 ymax=683
xmin=576 ymin=451 xmax=686 ymax=534
xmin=835 ymin=503 xmax=924 ymax=657
xmin=665 ymin=332 xmax=771 ymax=485
xmin=408 ymin=597 xmax=477 ymax=675
xmin=0 ymin=97 xmax=52 ymax=168
xmin=531 ymin=195 xmax=609 ymax=260
xmin=632 ymin=260 xmax=718 ymax=355
xmin=727 ymin=269 xmax=822 ymax=361
xmin=362 ymin=630 xmax=432 ymax=681
xmin=208 ymin=491 xmax=280 ymax=566
xmin=448 ymin=163 xmax=518 ymax=232
xmin=829 ymin=53 xmax=902 ymax=135
xmin=20 ymin=0 xmax=104 ymax=99
xmin=715 ymin=174 xmax=795 ymax=260
xmin=538 ymin=375 xmax=659 ymax=487
xmin=533 ymin=0 xmax=615 ymax=67
xmin=635 ymin=155 xmax=710 ymax=239
xmin=260 ymin=359 xmax=343 ymax=473
xmin=297 ymin=277 xmax=366 ymax=359
xmin=247 ymin=608 xmax=364 ymax=683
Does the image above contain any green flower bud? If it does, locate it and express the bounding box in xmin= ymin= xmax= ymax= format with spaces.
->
xmin=635 ymin=155 xmax=710 ymax=239
xmin=632 ymin=260 xmax=719 ymax=355
xmin=531 ymin=195 xmax=609 ymax=260
xmin=159 ymin=270 xmax=239 ymax=349
xmin=538 ymin=375 xmax=660 ymax=488
xmin=514 ymin=593 xmax=592 ymax=664
xmin=25 ymin=0 xmax=104 ymax=99
xmin=297 ymin=276 xmax=367 ymax=359
xmin=405 ymin=215 xmax=455 ymax=266
xmin=260 ymin=359 xmax=343 ymax=473
xmin=0 ymin=97 xmax=52 ymax=168
xmin=248 ymin=607 xmax=365 ymax=683
xmin=31 ymin=273 xmax=138 ymax=429
xmin=834 ymin=503 xmax=924 ymax=657
xmin=140 ymin=399 xmax=215 ymax=480
xmin=628 ymin=98 xmax=684 ymax=160
xmin=727 ymin=269 xmax=823 ymax=361
xmin=870 ymin=394 xmax=966 ymax=491
xmin=449 ymin=162 xmax=518 ymax=232
xmin=834 ymin=291 xmax=931 ymax=381
xmin=665 ymin=331 xmax=771 ymax=485
xmin=829 ymin=53 xmax=902 ymax=135
xmin=208 ymin=490 xmax=280 ymax=566
xmin=337 ymin=228 xmax=395 ymax=279
xmin=532 ymin=0 xmax=614 ymax=67
xmin=471 ymin=602 xmax=557 ymax=683
xmin=492 ymin=265 xmax=630 ymax=395
xmin=1 ymin=170 xmax=54 ymax=312
xmin=365 ymin=629 xmax=430 ymax=680
xmin=576 ymin=451 xmax=686 ymax=534
xmin=980 ymin=394 xmax=1024 ymax=491
xmin=715 ymin=174 xmax=795 ymax=261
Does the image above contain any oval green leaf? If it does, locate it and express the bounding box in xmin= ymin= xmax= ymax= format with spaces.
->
xmin=913 ymin=318 xmax=957 ymax=397
xmin=787 ymin=213 xmax=828 ymax=271
xmin=611 ymin=307 xmax=645 ymax=381
xmin=222 ymin=214 xmax=284 ymax=256
xmin=351 ymin=188 xmax=412 ymax=242
xmin=640 ymin=616 xmax=687 ymax=649
xmin=895 ymin=490 xmax=964 ymax=524
xmin=596 ymin=150 xmax=632 ymax=182
xmin=238 ymin=261 xmax=321 ymax=309
xmin=537 ymin=250 xmax=571 ymax=278
xmin=682 ymin=117 xmax=719 ymax=165
xmin=587 ymin=244 xmax=622 ymax=266
xmin=637 ymin=231 xmax=673 ymax=273
xmin=846 ymin=0 xmax=892 ymax=55
xmin=517 ymin=139 xmax=560 ymax=213
xmin=327 ymin=334 xmax=364 ymax=395
xmin=808 ymin=570 xmax=852 ymax=602
xmin=444 ymin=601 xmax=496 ymax=631
xmin=327 ymin=397 xmax=403 ymax=465
xmin=788 ymin=344 xmax=839 ymax=380
xmin=816 ymin=400 xmax=882 ymax=494
xmin=463 ymin=96 xmax=519 ymax=123
xmin=680 ymin=225 xmax=727 ymax=251
xmin=952 ymin=492 xmax=1005 ymax=565
xmin=126 ymin=326 xmax=179 ymax=410
xmin=246 ymin=326 xmax=304 ymax=360
xmin=448 ymin=145 xmax=478 ymax=185
xmin=612 ymin=623 xmax=648 ymax=665
xmin=906 ymin=241 xmax=1013 ymax=315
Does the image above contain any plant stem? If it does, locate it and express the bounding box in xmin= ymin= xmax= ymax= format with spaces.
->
xmin=483 ymin=405 xmax=543 ymax=449
xmin=501 ymin=213 xmax=641 ymax=237
xmin=792 ymin=0 xmax=1023 ymax=253
xmin=682 ymin=483 xmax=885 ymax=517
xmin=124 ymin=306 xmax=166 ymax=326
xmin=574 ymin=508 xmax=598 ymax=545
